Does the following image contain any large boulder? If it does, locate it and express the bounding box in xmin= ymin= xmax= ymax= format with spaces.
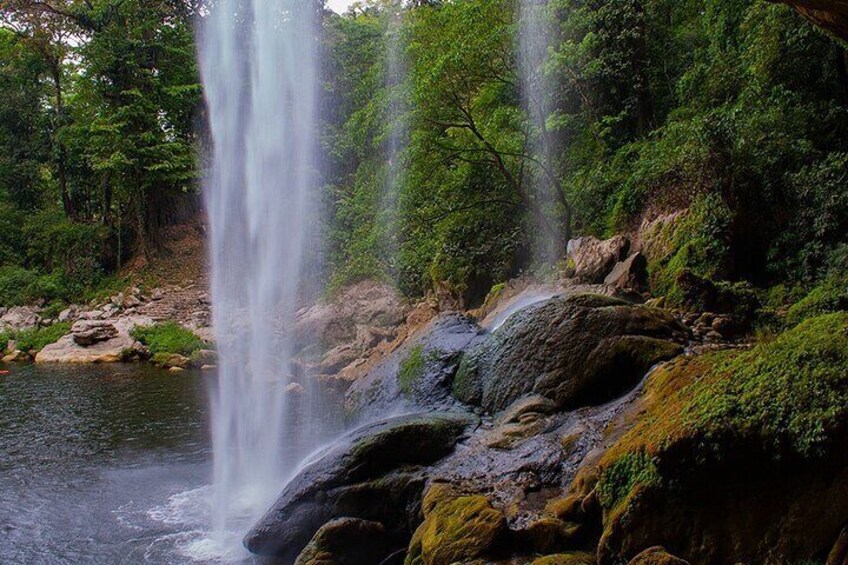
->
xmin=344 ymin=313 xmax=480 ymax=422
xmin=35 ymin=315 xmax=153 ymax=364
xmin=0 ymin=306 xmax=40 ymax=331
xmin=566 ymin=236 xmax=630 ymax=283
xmin=453 ymin=294 xmax=688 ymax=413
xmin=244 ymin=412 xmax=478 ymax=562
xmin=604 ymin=253 xmax=648 ymax=292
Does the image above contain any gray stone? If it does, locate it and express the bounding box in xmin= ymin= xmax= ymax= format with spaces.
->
xmin=244 ymin=412 xmax=477 ymax=560
xmin=453 ymin=294 xmax=688 ymax=413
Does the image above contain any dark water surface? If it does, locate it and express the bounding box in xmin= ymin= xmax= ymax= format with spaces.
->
xmin=0 ymin=363 xmax=218 ymax=564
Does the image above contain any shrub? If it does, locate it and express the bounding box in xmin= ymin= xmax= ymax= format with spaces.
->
xmin=786 ymin=274 xmax=848 ymax=326
xmin=131 ymin=322 xmax=204 ymax=356
xmin=6 ymin=322 xmax=71 ymax=353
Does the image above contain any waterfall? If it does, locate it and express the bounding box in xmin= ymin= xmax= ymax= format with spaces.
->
xmin=518 ymin=0 xmax=563 ymax=264
xmin=198 ymin=0 xmax=321 ymax=555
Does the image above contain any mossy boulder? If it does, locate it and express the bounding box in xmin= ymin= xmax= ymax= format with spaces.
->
xmin=405 ymin=486 xmax=507 ymax=565
xmin=294 ymin=518 xmax=389 ymax=565
xmin=453 ymin=294 xmax=687 ymax=412
xmin=578 ymin=312 xmax=848 ymax=564
xmin=244 ymin=412 xmax=477 ymax=561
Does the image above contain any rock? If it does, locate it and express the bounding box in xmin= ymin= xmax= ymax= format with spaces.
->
xmin=5 ymin=339 xmax=17 ymax=354
xmin=483 ymin=395 xmax=558 ymax=449
xmin=827 ymin=525 xmax=848 ymax=565
xmin=604 ymin=253 xmax=648 ymax=291
xmin=580 ymin=314 xmax=848 ymax=564
xmin=0 ymin=306 xmax=40 ymax=331
xmin=516 ymin=517 xmax=584 ymax=555
xmin=405 ymin=488 xmax=507 ymax=565
xmin=200 ymin=364 xmax=217 ymax=371
xmin=566 ymin=236 xmax=630 ymax=283
xmin=36 ymin=316 xmax=153 ymax=364
xmin=628 ymin=547 xmax=690 ymax=565
xmin=453 ymin=294 xmax=688 ymax=412
xmin=153 ymin=353 xmax=190 ymax=369
xmin=168 ymin=366 xmax=185 ymax=374
xmin=123 ymin=295 xmax=141 ymax=309
xmin=2 ymin=350 xmax=30 ymax=363
xmin=285 ymin=382 xmax=304 ymax=394
xmin=292 ymin=280 xmax=410 ymax=355
xmin=244 ymin=412 xmax=477 ymax=561
xmin=294 ymin=518 xmax=389 ymax=565
xmin=71 ymin=320 xmax=119 ymax=346
xmin=775 ymin=0 xmax=848 ymax=41
xmin=191 ymin=348 xmax=218 ymax=367
xmin=344 ymin=313 xmax=480 ymax=422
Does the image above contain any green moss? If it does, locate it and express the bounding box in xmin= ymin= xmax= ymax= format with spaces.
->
xmin=597 ymin=450 xmax=660 ymax=511
xmin=131 ymin=322 xmax=204 ymax=356
xmin=398 ymin=345 xmax=425 ymax=394
xmin=405 ymin=494 xmax=507 ymax=565
xmin=451 ymin=353 xmax=480 ymax=405
xmin=398 ymin=345 xmax=442 ymax=395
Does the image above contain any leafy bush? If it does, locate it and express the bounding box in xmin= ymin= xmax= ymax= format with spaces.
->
xmin=11 ymin=322 xmax=71 ymax=353
xmin=786 ymin=275 xmax=848 ymax=326
xmin=131 ymin=322 xmax=204 ymax=356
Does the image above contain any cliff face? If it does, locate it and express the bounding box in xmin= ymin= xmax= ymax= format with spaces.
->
xmin=775 ymin=0 xmax=848 ymax=40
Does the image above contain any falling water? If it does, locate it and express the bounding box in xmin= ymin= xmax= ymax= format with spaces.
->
xmin=198 ymin=0 xmax=321 ymax=555
xmin=518 ymin=0 xmax=563 ymax=264
xmin=381 ymin=2 xmax=407 ymax=275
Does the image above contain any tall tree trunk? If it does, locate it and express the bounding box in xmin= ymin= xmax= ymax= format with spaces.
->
xmin=49 ymin=61 xmax=74 ymax=220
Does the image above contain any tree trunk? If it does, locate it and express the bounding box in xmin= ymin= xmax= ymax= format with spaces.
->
xmin=50 ymin=61 xmax=74 ymax=220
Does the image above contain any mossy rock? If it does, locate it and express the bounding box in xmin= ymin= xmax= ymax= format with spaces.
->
xmin=530 ymin=551 xmax=596 ymax=565
xmin=627 ymin=546 xmax=689 ymax=565
xmin=405 ymin=490 xmax=507 ymax=565
xmin=294 ymin=518 xmax=388 ymax=565
xmin=579 ymin=313 xmax=848 ymax=564
xmin=452 ymin=294 xmax=687 ymax=412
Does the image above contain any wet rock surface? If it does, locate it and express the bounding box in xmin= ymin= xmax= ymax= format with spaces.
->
xmin=453 ymin=294 xmax=688 ymax=412
xmin=343 ymin=313 xmax=481 ymax=422
xmin=244 ymin=412 xmax=478 ymax=562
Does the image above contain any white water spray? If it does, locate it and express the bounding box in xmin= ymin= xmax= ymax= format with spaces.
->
xmin=199 ymin=0 xmax=321 ymax=552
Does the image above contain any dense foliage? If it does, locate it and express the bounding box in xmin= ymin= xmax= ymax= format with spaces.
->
xmin=323 ymin=0 xmax=848 ymax=306
xmin=0 ymin=0 xmax=201 ymax=305
xmin=1 ymin=0 xmax=846 ymax=309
